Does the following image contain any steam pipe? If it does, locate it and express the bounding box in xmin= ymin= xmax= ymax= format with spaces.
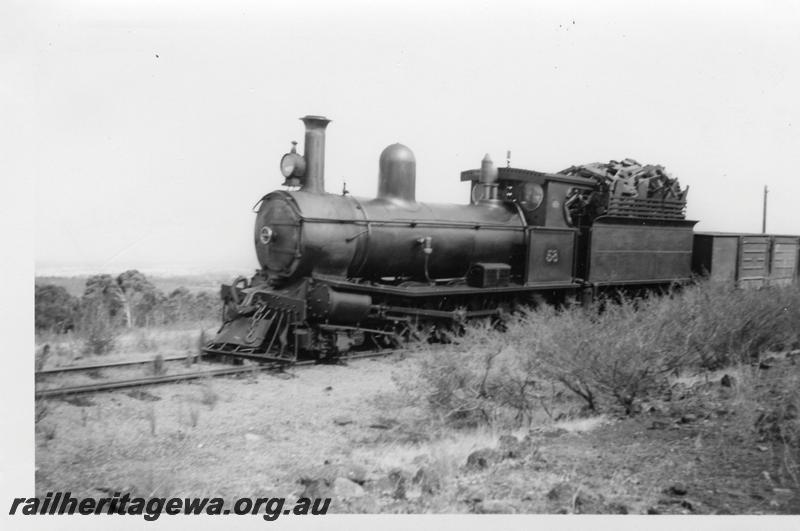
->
xmin=300 ymin=115 xmax=331 ymax=194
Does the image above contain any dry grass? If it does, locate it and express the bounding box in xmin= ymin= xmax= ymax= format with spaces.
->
xmin=151 ymin=354 xmax=166 ymax=375
xmin=731 ymin=363 xmax=800 ymax=487
xmin=398 ymin=282 xmax=800 ymax=427
xmin=186 ymin=404 xmax=200 ymax=428
xmin=37 ymin=421 xmax=57 ymax=446
xmin=196 ymin=384 xmax=219 ymax=408
xmin=34 ymin=331 xmax=83 ymax=365
xmin=553 ymin=415 xmax=608 ymax=433
xmin=783 ymin=381 xmax=800 ymax=487
xmin=351 ymin=428 xmax=499 ymax=472
xmin=128 ymin=466 xmax=177 ymax=498
xmin=350 ymin=414 xmax=607 ymax=472
xmin=114 ymin=323 xmax=218 ymax=356
xmin=34 ymin=322 xmax=218 ymax=369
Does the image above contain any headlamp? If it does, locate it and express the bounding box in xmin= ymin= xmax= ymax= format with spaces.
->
xmin=280 ymin=141 xmax=306 ymax=179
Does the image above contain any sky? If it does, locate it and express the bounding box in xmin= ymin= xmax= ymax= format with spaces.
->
xmin=4 ymin=0 xmax=800 ymax=275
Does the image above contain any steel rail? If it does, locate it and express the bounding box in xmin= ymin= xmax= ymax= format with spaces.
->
xmin=36 ymin=354 xmax=198 ymax=376
xmin=35 ymin=349 xmax=400 ymax=399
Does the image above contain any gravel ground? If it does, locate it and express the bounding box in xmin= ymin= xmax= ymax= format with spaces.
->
xmin=35 ymin=356 xmax=404 ymax=500
xmin=35 ymin=350 xmax=800 ymax=514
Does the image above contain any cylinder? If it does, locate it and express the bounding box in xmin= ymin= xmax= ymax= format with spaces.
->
xmin=307 ymin=284 xmax=372 ymax=323
xmin=301 ymin=115 xmax=331 ymax=194
xmin=378 ymin=143 xmax=416 ymax=202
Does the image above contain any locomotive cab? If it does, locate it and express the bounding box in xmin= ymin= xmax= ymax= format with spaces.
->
xmin=461 ymin=167 xmax=595 ymax=286
xmin=462 ymin=167 xmax=596 ymax=228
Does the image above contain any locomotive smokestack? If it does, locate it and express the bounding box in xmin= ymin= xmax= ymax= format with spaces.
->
xmin=300 ymin=115 xmax=331 ymax=194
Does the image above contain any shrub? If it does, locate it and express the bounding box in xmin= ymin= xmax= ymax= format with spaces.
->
xmin=400 ymin=281 xmax=800 ymax=424
xmin=35 ymin=284 xmax=79 ymax=332
xmin=734 ymin=365 xmax=800 ymax=487
xmin=188 ymin=405 xmax=200 ymax=428
xmin=79 ymin=302 xmax=118 ymax=356
xmin=135 ymin=330 xmax=159 ymax=351
xmin=405 ymin=322 xmax=543 ymax=427
xmin=196 ymin=329 xmax=207 ymax=357
xmin=197 ymin=384 xmax=219 ymax=408
xmin=678 ymin=283 xmax=798 ymax=369
xmin=146 ymin=405 xmax=157 ymax=435
xmin=35 ymin=344 xmax=51 ymax=372
xmin=35 ymin=399 xmax=49 ymax=424
xmin=782 ymin=385 xmax=800 ymax=486
xmin=518 ymin=283 xmax=800 ymax=413
xmin=152 ymin=354 xmax=165 ymax=375
xmin=512 ymin=298 xmax=681 ymax=414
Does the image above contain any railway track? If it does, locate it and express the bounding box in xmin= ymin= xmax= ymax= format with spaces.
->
xmin=34 ymin=349 xmax=401 ymax=399
xmin=35 ymin=354 xmax=197 ymax=376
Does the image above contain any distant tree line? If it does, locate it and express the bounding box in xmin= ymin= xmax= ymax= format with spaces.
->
xmin=35 ymin=270 xmax=220 ymax=333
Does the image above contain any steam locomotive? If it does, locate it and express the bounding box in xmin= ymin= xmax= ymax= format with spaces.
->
xmin=203 ymin=115 xmax=799 ymax=361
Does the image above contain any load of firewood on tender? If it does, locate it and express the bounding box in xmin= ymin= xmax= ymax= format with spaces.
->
xmin=559 ymin=158 xmax=689 ymax=225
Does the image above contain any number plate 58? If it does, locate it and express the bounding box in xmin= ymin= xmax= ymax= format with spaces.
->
xmin=545 ymin=248 xmax=559 ymax=263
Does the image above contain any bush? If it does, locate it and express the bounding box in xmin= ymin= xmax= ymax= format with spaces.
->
xmin=79 ymin=302 xmax=118 ymax=356
xmin=510 ymin=298 xmax=679 ymax=414
xmin=678 ymin=283 xmax=799 ymax=369
xmin=401 ymin=281 xmax=800 ymax=426
xmin=405 ymin=322 xmax=544 ymax=427
xmin=515 ymin=283 xmax=800 ymax=414
xmin=198 ymin=384 xmax=219 ymax=408
xmin=35 ymin=284 xmax=79 ymax=332
xmin=151 ymin=354 xmax=165 ymax=375
xmin=163 ymin=288 xmax=219 ymax=323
